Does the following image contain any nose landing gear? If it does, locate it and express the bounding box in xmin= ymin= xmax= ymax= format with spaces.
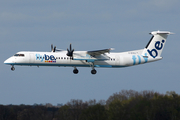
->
xmin=11 ymin=66 xmax=15 ymax=71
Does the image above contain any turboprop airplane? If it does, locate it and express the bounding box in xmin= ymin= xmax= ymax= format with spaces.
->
xmin=4 ymin=31 xmax=173 ymax=74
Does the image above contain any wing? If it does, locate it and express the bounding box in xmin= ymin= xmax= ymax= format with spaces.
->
xmin=73 ymin=48 xmax=113 ymax=62
xmin=87 ymin=48 xmax=113 ymax=56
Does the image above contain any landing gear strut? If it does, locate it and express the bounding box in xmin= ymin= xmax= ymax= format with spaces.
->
xmin=91 ymin=63 xmax=97 ymax=75
xmin=73 ymin=67 xmax=79 ymax=74
xmin=11 ymin=66 xmax=15 ymax=71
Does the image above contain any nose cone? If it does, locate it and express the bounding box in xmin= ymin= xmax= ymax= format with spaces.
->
xmin=4 ymin=59 xmax=9 ymax=64
xmin=4 ymin=57 xmax=13 ymax=65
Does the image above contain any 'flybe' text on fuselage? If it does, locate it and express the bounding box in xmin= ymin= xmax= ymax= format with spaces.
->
xmin=35 ymin=54 xmax=56 ymax=62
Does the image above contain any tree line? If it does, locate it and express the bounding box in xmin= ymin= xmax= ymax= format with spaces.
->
xmin=1 ymin=90 xmax=180 ymax=120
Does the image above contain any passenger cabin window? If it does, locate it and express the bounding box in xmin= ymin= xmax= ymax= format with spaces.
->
xmin=14 ymin=54 xmax=25 ymax=57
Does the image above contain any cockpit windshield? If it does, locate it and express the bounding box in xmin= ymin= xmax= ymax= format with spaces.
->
xmin=14 ymin=54 xmax=25 ymax=57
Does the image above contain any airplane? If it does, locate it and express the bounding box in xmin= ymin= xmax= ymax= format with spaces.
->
xmin=4 ymin=31 xmax=173 ymax=74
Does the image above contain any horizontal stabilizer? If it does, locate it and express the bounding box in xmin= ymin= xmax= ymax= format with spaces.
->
xmin=150 ymin=31 xmax=174 ymax=35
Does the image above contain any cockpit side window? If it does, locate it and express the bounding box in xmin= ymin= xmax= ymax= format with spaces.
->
xmin=14 ymin=54 xmax=19 ymax=56
xmin=19 ymin=54 xmax=25 ymax=56
xmin=14 ymin=54 xmax=25 ymax=57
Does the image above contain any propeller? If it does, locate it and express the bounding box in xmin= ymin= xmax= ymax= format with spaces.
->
xmin=51 ymin=44 xmax=56 ymax=52
xmin=66 ymin=44 xmax=74 ymax=59
xmin=53 ymin=46 xmax=56 ymax=52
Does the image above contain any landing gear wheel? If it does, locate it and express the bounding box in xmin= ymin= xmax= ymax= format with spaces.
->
xmin=11 ymin=66 xmax=15 ymax=71
xmin=91 ymin=69 xmax=97 ymax=74
xmin=73 ymin=69 xmax=79 ymax=74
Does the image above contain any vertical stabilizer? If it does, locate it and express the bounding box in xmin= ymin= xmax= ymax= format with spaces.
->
xmin=142 ymin=31 xmax=173 ymax=58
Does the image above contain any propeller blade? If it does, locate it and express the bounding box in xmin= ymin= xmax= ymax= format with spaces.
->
xmin=51 ymin=44 xmax=53 ymax=52
xmin=70 ymin=44 xmax=72 ymax=51
xmin=66 ymin=44 xmax=74 ymax=57
xmin=53 ymin=46 xmax=56 ymax=52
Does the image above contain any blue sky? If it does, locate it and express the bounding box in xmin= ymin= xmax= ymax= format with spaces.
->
xmin=0 ymin=0 xmax=180 ymax=105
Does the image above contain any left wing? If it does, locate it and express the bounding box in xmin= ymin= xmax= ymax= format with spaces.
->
xmin=73 ymin=48 xmax=113 ymax=62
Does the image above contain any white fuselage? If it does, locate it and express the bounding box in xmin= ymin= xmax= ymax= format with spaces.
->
xmin=4 ymin=50 xmax=161 ymax=68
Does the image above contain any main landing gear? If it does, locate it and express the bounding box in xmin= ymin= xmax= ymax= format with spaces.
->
xmin=73 ymin=67 xmax=79 ymax=74
xmin=11 ymin=65 xmax=15 ymax=71
xmin=91 ymin=63 xmax=97 ymax=75
xmin=91 ymin=69 xmax=97 ymax=74
xmin=72 ymin=66 xmax=97 ymax=75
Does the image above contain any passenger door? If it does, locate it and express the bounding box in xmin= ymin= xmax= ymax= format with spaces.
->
xmin=29 ymin=53 xmax=35 ymax=63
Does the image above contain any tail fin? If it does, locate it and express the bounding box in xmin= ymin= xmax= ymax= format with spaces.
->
xmin=142 ymin=31 xmax=173 ymax=58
